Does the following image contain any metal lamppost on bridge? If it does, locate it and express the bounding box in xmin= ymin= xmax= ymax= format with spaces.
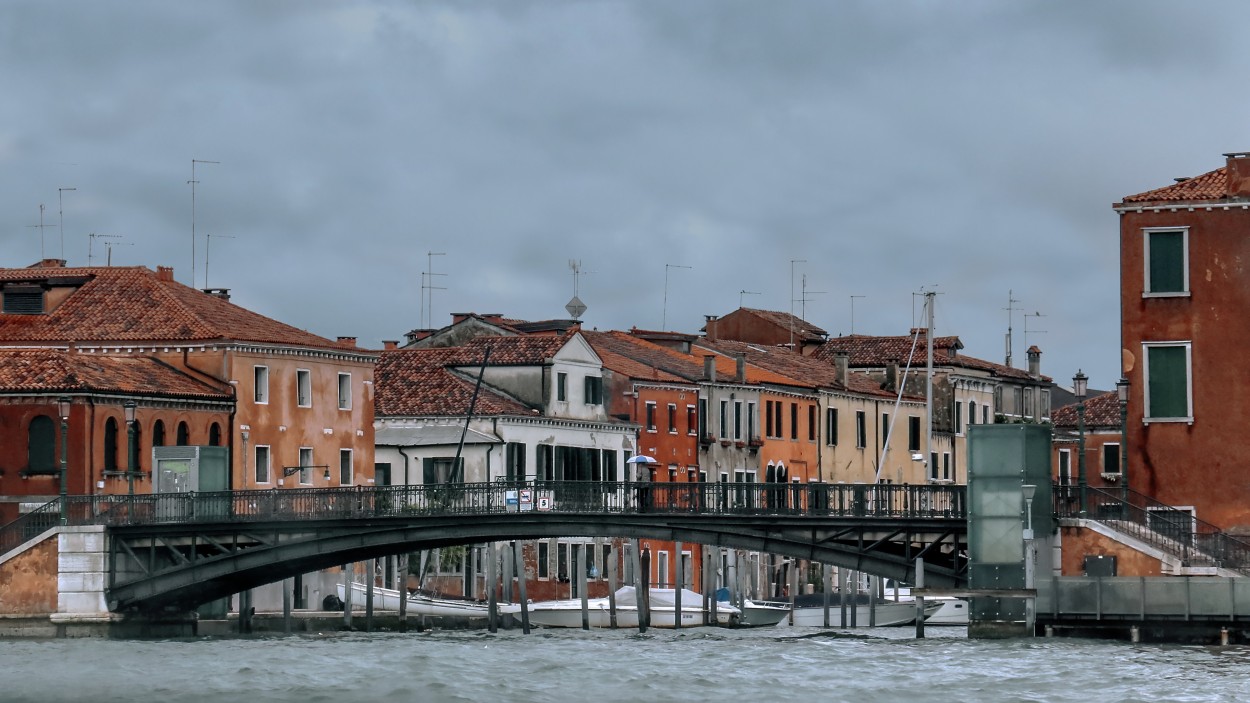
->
xmin=1117 ymin=377 xmax=1130 ymax=494
xmin=1022 ymin=484 xmax=1036 ymax=636
xmin=58 ymin=396 xmax=71 ymax=525
xmin=1073 ymin=370 xmax=1088 ymax=516
xmin=124 ymin=400 xmax=139 ymax=498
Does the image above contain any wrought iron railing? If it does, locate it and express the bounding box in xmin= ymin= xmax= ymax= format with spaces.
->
xmin=1054 ymin=485 xmax=1250 ymax=575
xmin=0 ymin=481 xmax=967 ymax=535
xmin=0 ymin=499 xmax=60 ymax=556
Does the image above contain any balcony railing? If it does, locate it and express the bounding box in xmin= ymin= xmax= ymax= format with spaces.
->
xmin=0 ymin=481 xmax=967 ymax=537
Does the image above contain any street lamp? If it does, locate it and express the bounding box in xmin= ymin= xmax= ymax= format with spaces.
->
xmin=57 ymin=396 xmax=71 ymax=525
xmin=1116 ymin=377 xmax=1130 ymax=493
xmin=124 ymin=400 xmax=138 ymax=497
xmin=1022 ymin=484 xmax=1036 ymax=636
xmin=1073 ymin=370 xmax=1088 ymax=516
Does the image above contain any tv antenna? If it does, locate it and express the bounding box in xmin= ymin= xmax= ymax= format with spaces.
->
xmin=58 ymin=187 xmax=76 ymax=260
xmin=1024 ymin=311 xmax=1047 ymax=349
xmin=798 ymin=273 xmax=825 ymax=321
xmin=189 ymin=159 xmax=219 ymax=286
xmin=105 ymin=239 xmax=133 ymax=266
xmin=1004 ymin=290 xmax=1021 ymax=368
xmin=789 ymin=259 xmax=807 ymax=348
xmin=566 ymin=260 xmax=592 ymax=319
xmin=420 ymin=251 xmax=446 ymax=329
xmin=204 ymin=233 xmax=236 ymax=289
xmin=26 ymin=204 xmax=52 ymax=259
xmin=739 ymin=290 xmax=760 ymax=308
xmin=88 ymin=233 xmax=122 ymax=265
xmin=662 ymin=263 xmax=692 ymax=330
xmin=849 ymin=295 xmax=866 ymax=335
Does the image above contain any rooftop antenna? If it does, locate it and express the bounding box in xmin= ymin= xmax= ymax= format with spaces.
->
xmin=1024 ymin=311 xmax=1047 ymax=349
xmin=789 ymin=259 xmax=807 ymax=348
xmin=798 ymin=273 xmax=825 ymax=321
xmin=27 ymin=204 xmax=52 ymax=259
xmin=105 ymin=239 xmax=133 ymax=266
xmin=739 ymin=289 xmax=760 ymax=308
xmin=421 ymin=251 xmax=446 ymax=329
xmin=189 ymin=159 xmax=219 ymax=287
xmin=204 ymin=233 xmax=236 ymax=289
xmin=58 ymin=187 xmax=76 ymax=260
xmin=849 ymin=295 xmax=866 ymax=335
xmin=88 ymin=233 xmax=121 ymax=265
xmin=1004 ymin=289 xmax=1021 ymax=368
xmin=662 ymin=263 xmax=692 ymax=330
xmin=566 ymin=260 xmax=593 ymax=319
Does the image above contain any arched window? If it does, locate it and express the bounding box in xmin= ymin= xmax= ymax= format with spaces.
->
xmin=27 ymin=415 xmax=56 ymax=474
xmin=152 ymin=420 xmax=165 ymax=447
xmin=104 ymin=417 xmax=119 ymax=472
xmin=132 ymin=423 xmax=143 ymax=474
xmin=208 ymin=423 xmax=221 ymax=447
xmin=765 ymin=464 xmax=776 ymax=483
xmin=176 ymin=422 xmax=189 ymax=446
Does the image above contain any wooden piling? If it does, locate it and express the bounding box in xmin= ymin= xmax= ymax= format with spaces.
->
xmin=488 ymin=542 xmax=499 ymax=633
xmin=365 ymin=558 xmax=375 ymax=633
xmin=578 ymin=543 xmax=589 ymax=631
xmin=914 ymin=558 xmax=925 ymax=639
xmin=513 ymin=540 xmax=530 ymax=634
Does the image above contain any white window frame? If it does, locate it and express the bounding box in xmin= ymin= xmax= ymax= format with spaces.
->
xmin=1142 ymin=226 xmax=1190 ymax=298
xmin=645 ymin=401 xmax=657 ymax=432
xmin=254 ymin=365 xmax=269 ymax=405
xmin=337 ymin=373 xmax=352 ymax=410
xmin=657 ymin=550 xmax=670 ymax=588
xmin=296 ymin=369 xmax=312 ymax=408
xmin=255 ymin=445 xmax=271 ymax=484
xmin=339 ymin=448 xmax=353 ymax=485
xmin=667 ymin=403 xmax=678 ymax=434
xmin=1101 ymin=442 xmax=1121 ymax=478
xmin=1058 ymin=449 xmax=1072 ymax=486
xmin=1142 ymin=341 xmax=1193 ymax=423
xmin=299 ymin=447 xmax=313 ymax=485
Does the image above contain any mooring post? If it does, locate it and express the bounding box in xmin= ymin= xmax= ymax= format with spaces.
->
xmin=398 ymin=553 xmax=409 ymax=632
xmin=282 ymin=578 xmax=292 ymax=635
xmin=608 ymin=542 xmax=619 ymax=629
xmin=674 ymin=541 xmax=684 ymax=630
xmin=839 ymin=568 xmax=848 ymax=628
xmin=366 ymin=558 xmax=375 ymax=633
xmin=578 ymin=542 xmax=590 ymax=631
xmin=915 ymin=557 xmax=926 ymax=639
xmin=705 ymin=548 xmax=716 ymax=626
xmin=636 ymin=543 xmax=650 ymax=633
xmin=488 ymin=542 xmax=499 ymax=633
xmin=344 ymin=562 xmax=354 ymax=629
xmin=822 ymin=562 xmax=832 ymax=628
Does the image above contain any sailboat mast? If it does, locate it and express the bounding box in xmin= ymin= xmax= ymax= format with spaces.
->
xmin=924 ymin=290 xmax=935 ymax=480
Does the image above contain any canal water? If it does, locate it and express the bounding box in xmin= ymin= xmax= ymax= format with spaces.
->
xmin=4 ymin=625 xmax=1248 ymax=703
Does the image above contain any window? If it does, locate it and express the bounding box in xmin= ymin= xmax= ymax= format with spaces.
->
xmin=1023 ymin=389 xmax=1034 ymax=419
xmin=104 ymin=417 xmax=119 ymax=472
xmin=657 ymin=550 xmax=670 ymax=588
xmin=1144 ymin=342 xmax=1192 ymax=420
xmin=601 ymin=449 xmax=617 ymax=481
xmin=254 ymin=366 xmax=269 ymax=404
xmin=720 ymin=400 xmax=729 ymax=438
xmin=855 ymin=411 xmax=866 ymax=448
xmin=645 ymin=402 xmax=657 ymax=431
xmin=255 ymin=445 xmax=271 ymax=484
xmin=955 ymin=401 xmax=963 ymax=433
xmin=687 ymin=405 xmax=697 ymax=436
xmin=969 ymin=401 xmax=977 ymax=426
xmin=1058 ymin=449 xmax=1072 ymax=485
xmin=176 ymin=421 xmax=189 ymax=446
xmin=983 ymin=405 xmax=990 ymax=424
xmin=748 ymin=402 xmax=758 ymax=441
xmin=340 ymin=448 xmax=353 ymax=485
xmin=2 ymin=286 xmax=43 ymax=314
xmin=790 ymin=403 xmax=798 ymax=440
xmin=424 ymin=456 xmax=464 ymax=483
xmin=297 ymin=369 xmax=312 ymax=407
xmin=26 ymin=415 xmax=55 ymax=474
xmin=584 ymin=376 xmax=603 ymax=404
xmin=882 ymin=412 xmax=890 ymax=448
xmin=826 ymin=408 xmax=838 ymax=446
xmin=1144 ymin=228 xmax=1189 ymax=295
xmin=538 ymin=542 xmax=550 ymax=579
xmin=208 ymin=423 xmax=221 ymax=446
xmin=943 ymin=452 xmax=951 ymax=481
xmin=338 ymin=373 xmax=352 ymax=410
xmin=929 ymin=452 xmax=939 ymax=480
xmin=152 ymin=420 xmax=165 ymax=447
xmin=908 ymin=416 xmax=921 ymax=452
xmin=734 ymin=401 xmax=743 ymax=440
xmin=506 ymin=442 xmax=526 ymax=482
xmin=1100 ymin=443 xmax=1121 ymax=476
xmin=765 ymin=400 xmax=775 ymax=438
xmin=698 ymin=398 xmax=708 ymax=438
xmin=668 ymin=403 xmax=678 ymax=433
xmin=557 ymin=372 xmax=568 ymax=402
xmin=299 ymin=447 xmax=313 ymax=485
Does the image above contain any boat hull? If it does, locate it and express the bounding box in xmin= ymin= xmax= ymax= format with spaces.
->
xmin=337 ymin=583 xmax=519 ymax=618
xmin=775 ymin=601 xmax=938 ymax=627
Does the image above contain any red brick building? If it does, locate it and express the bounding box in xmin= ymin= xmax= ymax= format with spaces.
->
xmin=1115 ymin=153 xmax=1250 ymax=534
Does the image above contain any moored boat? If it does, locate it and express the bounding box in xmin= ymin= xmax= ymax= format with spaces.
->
xmin=336 ymin=582 xmax=520 ymax=618
xmin=770 ymin=593 xmax=940 ymax=627
xmin=526 ymin=586 xmax=739 ymax=629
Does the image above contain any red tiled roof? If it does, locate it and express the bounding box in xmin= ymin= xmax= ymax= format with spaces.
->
xmin=374 ymin=348 xmax=534 ymax=417
xmin=701 ymin=338 xmax=908 ymax=399
xmin=814 ymin=333 xmax=1046 ymax=382
xmin=0 ymin=265 xmax=348 ymax=350
xmin=583 ymin=331 xmax=698 ymax=384
xmin=447 ymin=331 xmax=577 ymax=366
xmin=0 ymin=349 xmax=231 ymax=399
xmin=1121 ymin=167 xmax=1227 ymax=204
xmin=722 ymin=308 xmax=827 ymax=342
xmin=1051 ymin=391 xmax=1119 ymax=428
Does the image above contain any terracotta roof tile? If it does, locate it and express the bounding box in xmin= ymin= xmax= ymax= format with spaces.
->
xmin=727 ymin=308 xmax=827 ymax=342
xmin=1121 ymin=167 xmax=1227 ymax=204
xmin=813 ymin=333 xmax=1047 ymax=382
xmin=0 ymin=265 xmax=348 ymax=350
xmin=374 ymin=348 xmax=534 ymax=417
xmin=0 ymin=349 xmax=231 ymax=399
xmin=448 ymin=331 xmax=576 ymax=366
xmin=1051 ymin=391 xmax=1119 ymax=428
xmin=584 ymin=331 xmax=703 ymax=383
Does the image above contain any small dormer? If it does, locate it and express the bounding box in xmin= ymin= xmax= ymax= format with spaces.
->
xmin=1 ymin=283 xmax=46 ymax=314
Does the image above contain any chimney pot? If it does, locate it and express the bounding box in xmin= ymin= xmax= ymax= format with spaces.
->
xmin=1225 ymin=152 xmax=1250 ymax=197
xmin=735 ymin=353 xmax=746 ymax=383
xmin=383 ymin=340 xmax=399 ymax=351
xmin=834 ymin=351 xmax=850 ymax=384
xmin=703 ymin=354 xmax=717 ymax=382
xmin=337 ymin=336 xmax=358 ymax=348
xmin=156 ymin=266 xmax=174 ymax=282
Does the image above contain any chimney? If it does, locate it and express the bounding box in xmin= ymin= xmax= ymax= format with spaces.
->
xmin=451 ymin=313 xmax=473 ymax=324
xmin=30 ymin=258 xmax=66 ymax=269
xmin=156 ymin=266 xmax=175 ymax=282
xmin=337 ymin=336 xmax=357 ymax=349
xmin=382 ymin=340 xmax=399 ymax=351
xmin=735 ymin=353 xmax=746 ymax=383
xmin=703 ymin=355 xmax=717 ymax=382
xmin=1225 ymin=152 xmax=1250 ymax=198
xmin=704 ymin=315 xmax=719 ymax=341
xmin=1027 ymin=345 xmax=1042 ymax=378
xmin=834 ymin=351 xmax=850 ymax=384
xmin=885 ymin=360 xmax=899 ymax=391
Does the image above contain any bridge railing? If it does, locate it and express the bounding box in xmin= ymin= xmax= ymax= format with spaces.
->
xmin=0 ymin=499 xmax=60 ymax=555
xmin=3 ymin=481 xmax=966 ymax=530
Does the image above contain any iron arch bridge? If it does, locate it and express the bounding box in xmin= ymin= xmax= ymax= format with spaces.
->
xmin=32 ymin=482 xmax=968 ymax=612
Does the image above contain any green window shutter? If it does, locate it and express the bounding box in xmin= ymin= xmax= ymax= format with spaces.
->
xmin=1147 ymin=346 xmax=1189 ymax=418
xmin=423 ymin=458 xmax=436 ymax=485
xmin=1148 ymin=231 xmax=1185 ymax=293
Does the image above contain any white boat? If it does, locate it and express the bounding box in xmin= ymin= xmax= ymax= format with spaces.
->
xmin=719 ymin=598 xmax=792 ymax=628
xmin=526 ymin=586 xmax=739 ymax=629
xmin=771 ymin=595 xmax=940 ymax=627
xmin=881 ymin=580 xmax=969 ymax=625
xmin=336 ymin=582 xmax=520 ymax=618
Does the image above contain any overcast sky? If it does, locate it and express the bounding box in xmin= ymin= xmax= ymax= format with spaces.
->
xmin=4 ymin=1 xmax=1247 ymax=391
